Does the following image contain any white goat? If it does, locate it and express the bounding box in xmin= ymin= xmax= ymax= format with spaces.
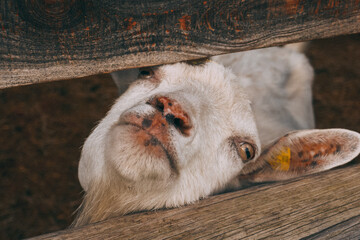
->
xmin=74 ymin=46 xmax=360 ymax=226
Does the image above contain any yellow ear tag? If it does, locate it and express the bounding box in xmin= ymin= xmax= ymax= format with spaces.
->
xmin=268 ymin=147 xmax=291 ymax=171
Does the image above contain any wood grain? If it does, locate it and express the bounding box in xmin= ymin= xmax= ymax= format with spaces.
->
xmin=304 ymin=215 xmax=360 ymax=240
xmin=1 ymin=0 xmax=360 ymax=88
xmin=30 ymin=163 xmax=360 ymax=239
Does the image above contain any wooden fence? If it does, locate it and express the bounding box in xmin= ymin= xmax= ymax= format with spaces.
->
xmin=31 ymin=165 xmax=360 ymax=239
xmin=1 ymin=0 xmax=360 ymax=88
xmin=1 ymin=0 xmax=360 ymax=238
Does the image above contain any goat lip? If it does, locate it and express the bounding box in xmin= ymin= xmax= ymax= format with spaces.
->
xmin=123 ymin=122 xmax=163 ymax=141
xmin=120 ymin=120 xmax=167 ymax=145
xmin=119 ymin=121 xmax=179 ymax=174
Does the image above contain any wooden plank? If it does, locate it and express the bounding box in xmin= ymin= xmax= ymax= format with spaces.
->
xmin=30 ymin=163 xmax=360 ymax=239
xmin=1 ymin=0 xmax=360 ymax=89
xmin=304 ymin=215 xmax=360 ymax=240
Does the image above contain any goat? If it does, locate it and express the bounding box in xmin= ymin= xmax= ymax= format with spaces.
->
xmin=73 ymin=45 xmax=360 ymax=227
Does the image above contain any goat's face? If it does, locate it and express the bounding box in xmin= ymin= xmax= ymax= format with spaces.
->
xmin=77 ymin=57 xmax=360 ymax=226
xmin=79 ymin=61 xmax=261 ymax=207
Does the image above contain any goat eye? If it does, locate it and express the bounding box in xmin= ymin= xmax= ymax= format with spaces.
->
xmin=139 ymin=68 xmax=154 ymax=79
xmin=238 ymin=143 xmax=255 ymax=162
xmin=232 ymin=138 xmax=255 ymax=163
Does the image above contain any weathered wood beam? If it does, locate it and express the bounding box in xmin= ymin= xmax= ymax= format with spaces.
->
xmin=31 ymin=164 xmax=360 ymax=239
xmin=1 ymin=0 xmax=360 ymax=89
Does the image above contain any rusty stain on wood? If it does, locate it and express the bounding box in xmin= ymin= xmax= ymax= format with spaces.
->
xmin=315 ymin=0 xmax=322 ymax=14
xmin=1 ymin=0 xmax=360 ymax=88
xmin=125 ymin=17 xmax=137 ymax=31
xmin=178 ymin=15 xmax=191 ymax=31
xmin=285 ymin=0 xmax=302 ymax=15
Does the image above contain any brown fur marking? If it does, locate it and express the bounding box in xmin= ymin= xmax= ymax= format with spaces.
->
xmin=290 ymin=141 xmax=340 ymax=170
xmin=122 ymin=112 xmax=179 ymax=175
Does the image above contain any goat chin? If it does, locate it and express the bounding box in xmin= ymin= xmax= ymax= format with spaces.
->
xmin=73 ymin=178 xmax=130 ymax=227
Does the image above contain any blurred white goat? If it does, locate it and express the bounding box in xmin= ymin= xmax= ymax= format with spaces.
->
xmin=74 ymin=45 xmax=360 ymax=226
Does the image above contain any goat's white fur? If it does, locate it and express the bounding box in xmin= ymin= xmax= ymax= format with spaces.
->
xmin=212 ymin=46 xmax=315 ymax=145
xmin=75 ymin=45 xmax=360 ymax=226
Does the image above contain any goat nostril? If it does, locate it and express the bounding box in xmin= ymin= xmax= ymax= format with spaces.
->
xmin=146 ymin=98 xmax=164 ymax=112
xmin=156 ymin=99 xmax=165 ymax=112
xmin=166 ymin=114 xmax=191 ymax=135
xmin=147 ymin=96 xmax=192 ymax=135
xmin=165 ymin=114 xmax=175 ymax=124
xmin=173 ymin=118 xmax=181 ymax=127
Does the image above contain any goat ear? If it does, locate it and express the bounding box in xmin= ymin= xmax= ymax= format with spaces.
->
xmin=110 ymin=69 xmax=139 ymax=95
xmin=239 ymin=129 xmax=360 ymax=183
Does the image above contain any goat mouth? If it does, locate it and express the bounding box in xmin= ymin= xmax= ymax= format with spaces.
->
xmin=120 ymin=121 xmax=179 ymax=175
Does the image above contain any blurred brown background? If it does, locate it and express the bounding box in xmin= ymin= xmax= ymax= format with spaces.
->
xmin=0 ymin=34 xmax=359 ymax=239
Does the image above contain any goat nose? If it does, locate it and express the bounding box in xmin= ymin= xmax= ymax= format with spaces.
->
xmin=147 ymin=96 xmax=192 ymax=136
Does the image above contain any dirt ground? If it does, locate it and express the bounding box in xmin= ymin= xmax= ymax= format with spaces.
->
xmin=0 ymin=34 xmax=359 ymax=239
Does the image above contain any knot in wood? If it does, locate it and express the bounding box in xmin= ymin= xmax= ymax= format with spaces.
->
xmin=17 ymin=0 xmax=86 ymax=30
